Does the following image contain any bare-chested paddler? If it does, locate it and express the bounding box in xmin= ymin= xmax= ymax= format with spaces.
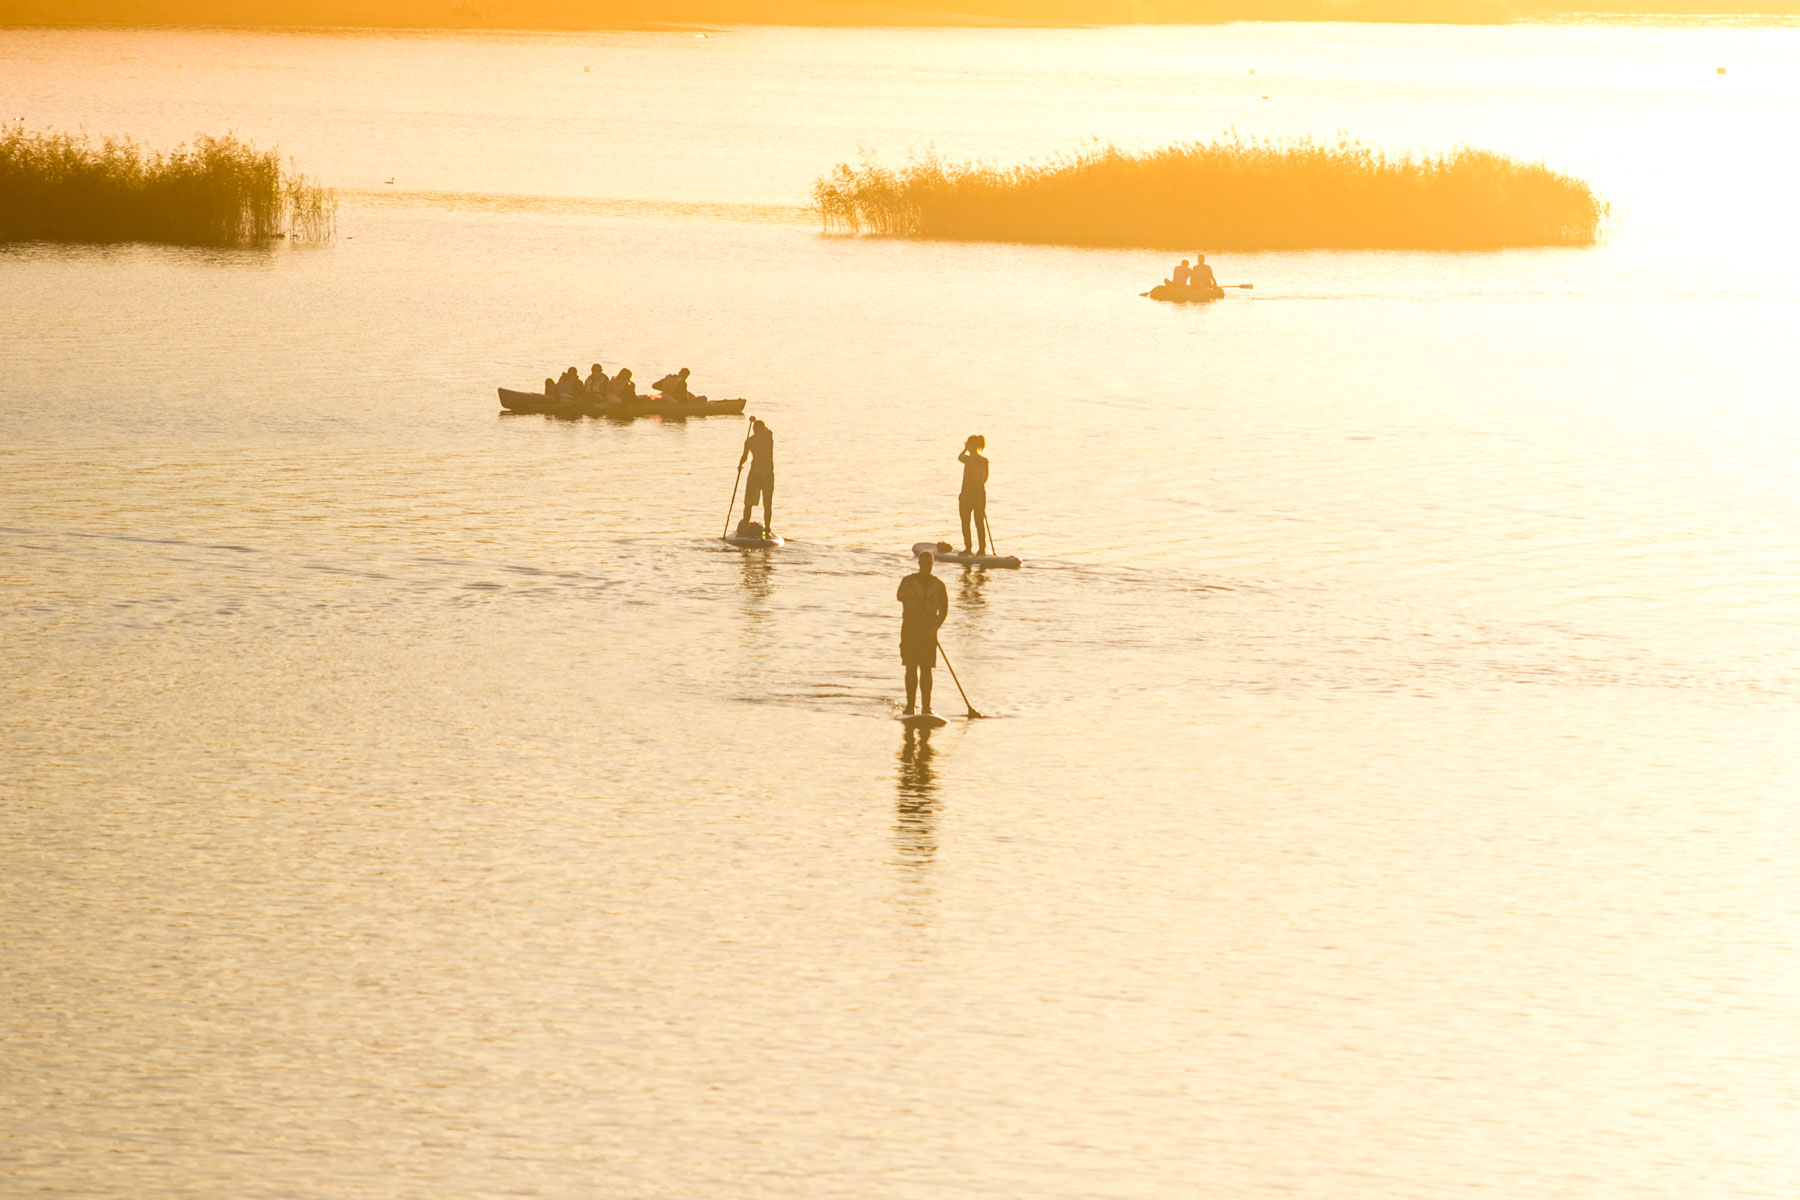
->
xmin=739 ymin=417 xmax=774 ymax=536
xmin=897 ymin=549 xmax=949 ymax=716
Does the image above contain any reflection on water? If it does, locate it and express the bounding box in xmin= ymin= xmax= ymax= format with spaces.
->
xmin=894 ymin=725 xmax=940 ymax=873
xmin=955 ymin=564 xmax=989 ymax=612
xmin=737 ymin=551 xmax=775 ymax=612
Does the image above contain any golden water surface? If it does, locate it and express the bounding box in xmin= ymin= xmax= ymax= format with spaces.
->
xmin=4 ymin=20 xmax=1799 ymax=1199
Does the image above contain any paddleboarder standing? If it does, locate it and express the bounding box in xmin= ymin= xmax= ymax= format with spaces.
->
xmin=958 ymin=434 xmax=989 ymax=557
xmin=738 ymin=417 xmax=775 ymax=537
xmin=897 ymin=549 xmax=949 ymax=716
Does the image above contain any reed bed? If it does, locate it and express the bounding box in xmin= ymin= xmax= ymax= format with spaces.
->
xmin=813 ymin=137 xmax=1606 ymax=251
xmin=0 ymin=124 xmax=337 ymax=246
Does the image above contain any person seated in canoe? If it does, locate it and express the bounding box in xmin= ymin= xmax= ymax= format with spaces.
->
xmin=543 ymin=377 xmax=559 ymax=401
xmin=1190 ymin=254 xmax=1218 ymax=289
xmin=608 ymin=367 xmax=637 ymax=401
xmin=957 ymin=434 xmax=989 ymax=557
xmin=1166 ymin=259 xmax=1193 ymax=287
xmin=897 ymin=548 xmax=949 ymax=718
xmin=652 ymin=367 xmax=704 ymax=404
xmin=558 ymin=366 xmax=585 ymax=398
xmin=585 ymin=363 xmax=609 ymax=395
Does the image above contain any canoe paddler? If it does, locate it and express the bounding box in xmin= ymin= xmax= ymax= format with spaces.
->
xmin=897 ymin=549 xmax=949 ymax=717
xmin=957 ymin=434 xmax=989 ymax=557
xmin=739 ymin=417 xmax=775 ymax=537
xmin=652 ymin=367 xmax=703 ymax=403
xmin=1191 ymin=253 xmax=1218 ymax=289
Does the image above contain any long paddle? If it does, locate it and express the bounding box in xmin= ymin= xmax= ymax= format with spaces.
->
xmin=722 ymin=460 xmax=745 ymax=539
xmin=936 ymin=639 xmax=984 ymax=719
xmin=980 ymin=512 xmax=999 ymax=557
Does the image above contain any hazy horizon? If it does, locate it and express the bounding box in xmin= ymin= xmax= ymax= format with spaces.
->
xmin=9 ymin=0 xmax=1800 ymax=31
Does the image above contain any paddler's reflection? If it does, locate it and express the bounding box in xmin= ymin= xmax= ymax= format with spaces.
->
xmin=736 ymin=555 xmax=775 ymax=670
xmin=956 ymin=564 xmax=988 ymax=611
xmin=895 ymin=726 xmax=939 ymax=870
xmin=738 ymin=553 xmax=774 ymax=611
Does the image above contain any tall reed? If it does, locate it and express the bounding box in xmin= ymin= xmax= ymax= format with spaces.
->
xmin=0 ymin=124 xmax=337 ymax=246
xmin=813 ymin=137 xmax=1606 ymax=251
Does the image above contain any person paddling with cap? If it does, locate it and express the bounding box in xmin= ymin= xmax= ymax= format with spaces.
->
xmin=897 ymin=548 xmax=949 ymax=716
xmin=738 ymin=416 xmax=775 ymax=538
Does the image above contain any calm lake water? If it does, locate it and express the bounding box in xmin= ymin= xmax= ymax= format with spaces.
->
xmin=3 ymin=19 xmax=1798 ymax=1199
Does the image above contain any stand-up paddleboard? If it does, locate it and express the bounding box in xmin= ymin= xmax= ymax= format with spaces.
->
xmin=899 ymin=713 xmax=948 ymax=729
xmin=724 ymin=534 xmax=785 ymax=548
xmin=911 ymin=542 xmax=1020 ymax=569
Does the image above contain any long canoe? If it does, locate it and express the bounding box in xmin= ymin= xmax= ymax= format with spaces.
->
xmin=498 ymin=387 xmax=747 ymax=418
xmin=1146 ymin=282 xmax=1226 ymax=302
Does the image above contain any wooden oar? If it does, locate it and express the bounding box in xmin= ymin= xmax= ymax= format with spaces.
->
xmin=722 ymin=461 xmax=745 ymax=539
xmin=936 ymin=639 xmax=984 ymax=719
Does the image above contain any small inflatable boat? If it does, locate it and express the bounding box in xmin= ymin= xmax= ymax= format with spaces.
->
xmin=1146 ymin=282 xmax=1226 ymax=303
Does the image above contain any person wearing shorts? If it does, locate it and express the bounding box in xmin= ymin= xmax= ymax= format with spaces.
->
xmin=897 ymin=549 xmax=949 ymax=716
xmin=739 ymin=417 xmax=774 ymax=536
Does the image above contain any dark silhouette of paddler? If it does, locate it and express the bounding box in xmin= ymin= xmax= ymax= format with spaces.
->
xmin=897 ymin=548 xmax=949 ymax=716
xmin=957 ymin=434 xmax=989 ymax=557
xmin=653 ymin=367 xmax=703 ymax=403
xmin=738 ymin=417 xmax=774 ymax=536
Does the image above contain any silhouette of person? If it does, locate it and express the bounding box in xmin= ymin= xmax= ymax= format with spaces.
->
xmin=739 ymin=417 xmax=775 ymax=535
xmin=957 ymin=434 xmax=989 ymax=557
xmin=653 ymin=366 xmax=700 ymax=403
xmin=1170 ymin=258 xmax=1192 ymax=287
xmin=1191 ymin=253 xmax=1218 ymax=289
xmin=897 ymin=548 xmax=948 ymax=716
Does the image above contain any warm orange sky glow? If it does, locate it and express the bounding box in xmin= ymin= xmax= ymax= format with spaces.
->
xmin=9 ymin=0 xmax=1800 ymax=29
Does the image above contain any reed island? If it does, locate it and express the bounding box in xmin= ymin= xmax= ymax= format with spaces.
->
xmin=0 ymin=125 xmax=336 ymax=247
xmin=813 ymin=137 xmax=1607 ymax=251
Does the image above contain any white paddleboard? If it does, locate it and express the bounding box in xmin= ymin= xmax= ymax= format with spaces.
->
xmin=898 ymin=713 xmax=948 ymax=729
xmin=911 ymin=542 xmax=1020 ymax=569
xmin=724 ymin=534 xmax=785 ymax=548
